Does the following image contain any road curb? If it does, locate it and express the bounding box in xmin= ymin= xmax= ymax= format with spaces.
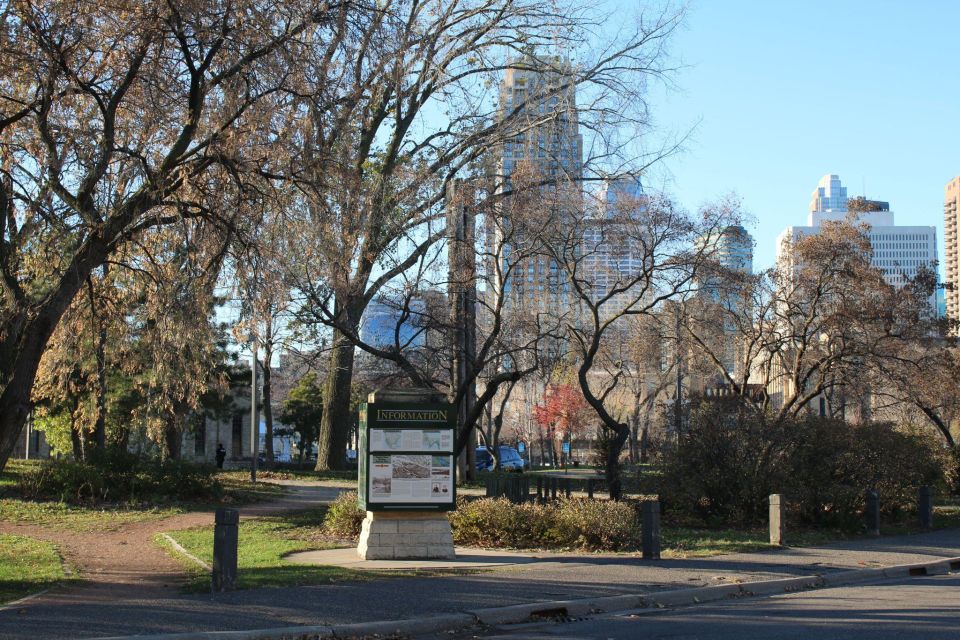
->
xmin=0 ymin=588 xmax=54 ymax=613
xmin=99 ymin=555 xmax=960 ymax=640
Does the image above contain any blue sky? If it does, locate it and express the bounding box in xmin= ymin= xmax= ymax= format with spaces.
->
xmin=630 ymin=0 xmax=960 ymax=270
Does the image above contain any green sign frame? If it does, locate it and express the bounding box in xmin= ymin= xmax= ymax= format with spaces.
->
xmin=358 ymin=401 xmax=457 ymax=511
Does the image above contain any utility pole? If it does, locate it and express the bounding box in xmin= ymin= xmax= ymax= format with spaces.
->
xmin=447 ymin=180 xmax=477 ymax=482
xmin=250 ymin=338 xmax=258 ymax=483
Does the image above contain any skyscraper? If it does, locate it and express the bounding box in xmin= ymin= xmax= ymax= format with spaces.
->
xmin=716 ymin=225 xmax=754 ymax=275
xmin=697 ymin=224 xmax=754 ymax=376
xmin=945 ymin=177 xmax=960 ymax=328
xmin=582 ymin=175 xmax=650 ymax=317
xmin=498 ymin=58 xmax=583 ymax=187
xmin=778 ymin=174 xmax=938 ymax=311
xmin=488 ymin=57 xmax=584 ymax=314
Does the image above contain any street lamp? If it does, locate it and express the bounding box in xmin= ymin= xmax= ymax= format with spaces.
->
xmin=250 ymin=336 xmax=259 ymax=483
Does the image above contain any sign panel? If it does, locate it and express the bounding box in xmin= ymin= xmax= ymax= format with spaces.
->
xmin=368 ymin=454 xmax=453 ymax=502
xmin=370 ymin=429 xmax=453 ymax=452
xmin=359 ymin=399 xmax=456 ymax=511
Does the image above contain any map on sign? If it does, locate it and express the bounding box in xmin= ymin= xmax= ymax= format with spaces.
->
xmin=369 ymin=454 xmax=453 ymax=502
xmin=370 ymin=429 xmax=452 ymax=453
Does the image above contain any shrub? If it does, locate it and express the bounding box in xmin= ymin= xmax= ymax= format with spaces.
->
xmin=659 ymin=397 xmax=947 ymax=528
xmin=16 ymin=450 xmax=223 ymax=505
xmin=449 ymin=496 xmax=641 ymax=551
xmin=552 ymin=497 xmax=642 ymax=550
xmin=323 ymin=490 xmax=366 ymax=538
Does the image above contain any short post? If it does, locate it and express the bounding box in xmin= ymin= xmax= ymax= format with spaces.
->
xmin=641 ymin=500 xmax=661 ymax=560
xmin=919 ymin=485 xmax=933 ymax=529
xmin=769 ymin=494 xmax=785 ymax=546
xmin=865 ymin=488 xmax=880 ymax=537
xmin=587 ymin=479 xmax=595 ymax=500
xmin=550 ymin=477 xmax=558 ymax=500
xmin=536 ymin=477 xmax=543 ymax=502
xmin=212 ymin=508 xmax=239 ymax=592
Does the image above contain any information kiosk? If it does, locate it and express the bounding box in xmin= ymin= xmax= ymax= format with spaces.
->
xmin=357 ymin=389 xmax=456 ymax=559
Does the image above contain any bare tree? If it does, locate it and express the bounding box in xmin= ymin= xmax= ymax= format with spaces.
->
xmin=280 ymin=0 xmax=686 ymax=470
xmin=537 ymin=185 xmax=738 ymax=498
xmin=683 ymin=220 xmax=923 ymax=426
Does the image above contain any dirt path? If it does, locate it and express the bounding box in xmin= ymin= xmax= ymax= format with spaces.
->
xmin=0 ymin=480 xmax=347 ymax=605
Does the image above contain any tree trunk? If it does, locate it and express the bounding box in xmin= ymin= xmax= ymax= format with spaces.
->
xmin=261 ymin=340 xmax=275 ymax=469
xmin=71 ymin=423 xmax=84 ymax=461
xmin=165 ymin=419 xmax=182 ymax=460
xmin=0 ymin=238 xmax=111 ymax=471
xmin=89 ymin=264 xmax=109 ymax=450
xmin=316 ymin=327 xmax=355 ymax=471
xmin=605 ymin=426 xmax=630 ymax=500
xmin=639 ymin=420 xmax=650 ymax=464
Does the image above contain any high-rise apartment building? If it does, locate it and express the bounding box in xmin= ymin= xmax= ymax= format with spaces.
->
xmin=716 ymin=225 xmax=754 ymax=275
xmin=696 ymin=224 xmax=754 ymax=376
xmin=582 ymin=175 xmax=650 ymax=317
xmin=498 ymin=59 xmax=583 ymax=187
xmin=777 ymin=174 xmax=938 ymax=311
xmin=944 ymin=177 xmax=960 ymax=327
xmin=488 ymin=57 xmax=584 ymax=314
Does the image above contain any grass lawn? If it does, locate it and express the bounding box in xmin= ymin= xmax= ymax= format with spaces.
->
xmin=0 ymin=465 xmax=287 ymax=533
xmin=160 ymin=508 xmax=366 ymax=591
xmin=0 ymin=460 xmax=42 ymax=496
xmin=215 ymin=473 xmax=290 ymax=502
xmin=0 ymin=499 xmax=182 ymax=532
xmin=661 ymin=526 xmax=773 ymax=558
xmin=0 ymin=533 xmax=69 ymax=603
xmin=661 ymin=505 xmax=960 ymax=558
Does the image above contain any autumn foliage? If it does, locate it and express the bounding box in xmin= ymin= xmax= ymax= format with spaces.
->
xmin=533 ymin=385 xmax=591 ymax=442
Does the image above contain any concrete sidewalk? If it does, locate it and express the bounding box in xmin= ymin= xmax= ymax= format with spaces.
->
xmin=1 ymin=527 xmax=958 ymax=640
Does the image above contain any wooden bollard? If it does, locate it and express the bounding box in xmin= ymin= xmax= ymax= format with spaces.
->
xmin=919 ymin=486 xmax=933 ymax=529
xmin=212 ymin=508 xmax=239 ymax=592
xmin=641 ymin=500 xmax=661 ymax=560
xmin=865 ymin=489 xmax=880 ymax=537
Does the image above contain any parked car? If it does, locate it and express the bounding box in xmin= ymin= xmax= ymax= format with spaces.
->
xmin=475 ymin=446 xmax=526 ymax=472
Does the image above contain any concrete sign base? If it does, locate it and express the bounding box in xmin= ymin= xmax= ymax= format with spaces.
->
xmin=357 ymin=510 xmax=455 ymax=560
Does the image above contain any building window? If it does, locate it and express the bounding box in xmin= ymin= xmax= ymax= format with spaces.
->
xmin=194 ymin=416 xmax=206 ymax=457
xmin=232 ymin=414 xmax=244 ymax=457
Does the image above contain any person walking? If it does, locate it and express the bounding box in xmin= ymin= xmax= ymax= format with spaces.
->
xmin=215 ymin=443 xmax=226 ymax=469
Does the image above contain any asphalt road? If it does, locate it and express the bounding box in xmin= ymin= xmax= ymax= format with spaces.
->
xmin=2 ymin=510 xmax=957 ymax=639
xmin=465 ymin=573 xmax=960 ymax=640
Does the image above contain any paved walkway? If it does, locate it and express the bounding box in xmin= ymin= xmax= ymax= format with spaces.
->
xmin=1 ymin=505 xmax=957 ymax=640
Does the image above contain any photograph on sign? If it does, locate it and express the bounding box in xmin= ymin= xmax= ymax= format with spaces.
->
xmin=367 ymin=454 xmax=453 ymax=503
